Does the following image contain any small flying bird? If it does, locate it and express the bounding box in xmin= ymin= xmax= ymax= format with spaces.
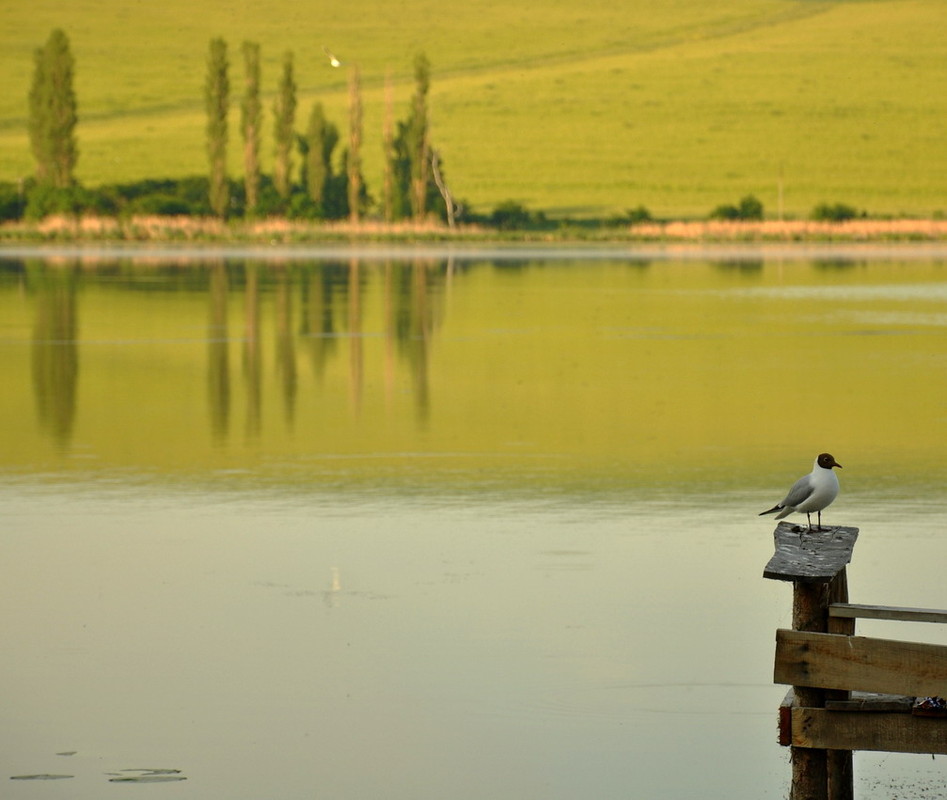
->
xmin=760 ymin=453 xmax=842 ymax=532
xmin=323 ymin=46 xmax=342 ymax=68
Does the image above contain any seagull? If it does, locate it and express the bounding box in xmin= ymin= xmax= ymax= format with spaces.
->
xmin=759 ymin=453 xmax=842 ymax=532
xmin=323 ymin=46 xmax=342 ymax=68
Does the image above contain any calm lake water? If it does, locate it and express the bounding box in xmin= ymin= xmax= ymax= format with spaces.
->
xmin=2 ymin=244 xmax=947 ymax=799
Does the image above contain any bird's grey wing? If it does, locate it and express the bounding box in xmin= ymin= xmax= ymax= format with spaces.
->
xmin=780 ymin=475 xmax=815 ymax=508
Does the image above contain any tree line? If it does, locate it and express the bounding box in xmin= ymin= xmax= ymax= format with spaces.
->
xmin=6 ymin=29 xmax=455 ymax=224
xmin=3 ymin=28 xmax=871 ymax=229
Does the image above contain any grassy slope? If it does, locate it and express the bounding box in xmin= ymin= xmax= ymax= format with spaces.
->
xmin=1 ymin=0 xmax=945 ymax=218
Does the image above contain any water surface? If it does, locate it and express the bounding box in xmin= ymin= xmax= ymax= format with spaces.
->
xmin=2 ymin=246 xmax=946 ymax=799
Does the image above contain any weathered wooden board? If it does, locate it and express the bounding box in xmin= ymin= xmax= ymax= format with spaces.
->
xmin=829 ymin=603 xmax=947 ymax=625
xmin=779 ymin=691 xmax=915 ymax=747
xmin=824 ymin=693 xmax=914 ymax=713
xmin=789 ymin=706 xmax=947 ymax=754
xmin=775 ymin=629 xmax=947 ymax=697
xmin=763 ymin=523 xmax=859 ymax=583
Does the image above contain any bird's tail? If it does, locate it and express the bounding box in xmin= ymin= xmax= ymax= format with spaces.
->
xmin=759 ymin=505 xmax=782 ymax=517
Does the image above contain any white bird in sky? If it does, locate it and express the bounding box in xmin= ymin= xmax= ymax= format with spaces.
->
xmin=759 ymin=452 xmax=842 ymax=532
xmin=323 ymin=46 xmax=342 ymax=68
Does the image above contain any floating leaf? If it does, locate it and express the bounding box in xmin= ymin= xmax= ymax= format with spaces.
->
xmin=108 ymin=768 xmax=186 ymax=783
xmin=10 ymin=774 xmax=74 ymax=780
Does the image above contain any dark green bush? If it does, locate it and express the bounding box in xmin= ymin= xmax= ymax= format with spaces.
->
xmin=710 ymin=194 xmax=763 ymax=221
xmin=128 ymin=194 xmax=194 ymax=216
xmin=0 ymin=182 xmax=27 ymax=221
xmin=626 ymin=205 xmax=653 ymax=225
xmin=710 ymin=203 xmax=740 ymax=221
xmin=24 ymin=184 xmax=92 ymax=219
xmin=811 ymin=202 xmax=859 ymax=222
xmin=490 ymin=200 xmax=548 ymax=230
xmin=91 ymin=177 xmax=214 ymax=217
xmin=737 ymin=194 xmax=763 ymax=220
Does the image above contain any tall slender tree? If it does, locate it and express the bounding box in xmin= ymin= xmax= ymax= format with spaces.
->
xmin=304 ymin=103 xmax=335 ymax=216
xmin=205 ymin=38 xmax=229 ymax=218
xmin=408 ymin=52 xmax=431 ymax=220
xmin=240 ymin=41 xmax=262 ymax=217
xmin=382 ymin=70 xmax=395 ymax=222
xmin=273 ymin=51 xmax=297 ymax=202
xmin=389 ymin=53 xmax=445 ymax=222
xmin=347 ymin=65 xmax=363 ymax=222
xmin=28 ymin=29 xmax=78 ymax=188
xmin=28 ymin=49 xmax=50 ymax=185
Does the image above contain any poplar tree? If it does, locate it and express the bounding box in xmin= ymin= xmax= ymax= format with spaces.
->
xmin=28 ymin=29 xmax=78 ymax=188
xmin=241 ymin=41 xmax=262 ymax=216
xmin=388 ymin=53 xmax=444 ymax=222
xmin=273 ymin=52 xmax=297 ymax=202
xmin=408 ymin=52 xmax=431 ymax=220
xmin=382 ymin=71 xmax=395 ymax=222
xmin=347 ymin=65 xmax=363 ymax=222
xmin=304 ymin=103 xmax=335 ymax=216
xmin=205 ymin=38 xmax=229 ymax=217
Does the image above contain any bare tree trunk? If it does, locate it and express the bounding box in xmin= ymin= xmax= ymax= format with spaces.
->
xmin=430 ymin=149 xmax=455 ymax=229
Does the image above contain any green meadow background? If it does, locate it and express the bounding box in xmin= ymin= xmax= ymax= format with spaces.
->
xmin=1 ymin=0 xmax=946 ymax=219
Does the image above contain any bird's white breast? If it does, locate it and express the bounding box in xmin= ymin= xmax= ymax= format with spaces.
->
xmin=794 ymin=468 xmax=839 ymax=513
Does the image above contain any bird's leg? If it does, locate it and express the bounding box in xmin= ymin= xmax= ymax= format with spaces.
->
xmin=806 ymin=511 xmax=814 ymax=533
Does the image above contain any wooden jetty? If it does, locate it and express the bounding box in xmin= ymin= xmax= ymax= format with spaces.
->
xmin=764 ymin=521 xmax=947 ymax=800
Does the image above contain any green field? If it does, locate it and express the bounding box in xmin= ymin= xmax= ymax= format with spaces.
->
xmin=1 ymin=0 xmax=946 ymax=218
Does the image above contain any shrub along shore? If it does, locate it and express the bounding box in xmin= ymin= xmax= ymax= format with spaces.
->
xmin=2 ymin=214 xmax=947 ymax=244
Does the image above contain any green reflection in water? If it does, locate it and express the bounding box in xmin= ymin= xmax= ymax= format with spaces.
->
xmin=1 ymin=252 xmax=946 ymax=497
xmin=29 ymin=267 xmax=79 ymax=449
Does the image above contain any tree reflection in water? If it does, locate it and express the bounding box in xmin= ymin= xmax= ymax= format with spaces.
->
xmin=29 ymin=262 xmax=79 ymax=450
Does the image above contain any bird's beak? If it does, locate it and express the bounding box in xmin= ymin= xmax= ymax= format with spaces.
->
xmin=833 ymin=462 xmax=842 ymax=469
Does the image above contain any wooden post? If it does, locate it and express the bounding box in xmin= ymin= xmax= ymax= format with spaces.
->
xmin=764 ymin=523 xmax=859 ymax=800
xmin=826 ymin=572 xmax=854 ymax=800
xmin=790 ymin=577 xmax=829 ymax=800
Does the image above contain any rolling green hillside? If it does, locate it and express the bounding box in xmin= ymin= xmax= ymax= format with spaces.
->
xmin=1 ymin=0 xmax=945 ymax=218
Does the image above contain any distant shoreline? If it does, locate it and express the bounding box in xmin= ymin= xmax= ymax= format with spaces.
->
xmin=2 ymin=215 xmax=947 ymax=253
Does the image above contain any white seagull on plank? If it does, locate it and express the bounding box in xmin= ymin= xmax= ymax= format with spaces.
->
xmin=760 ymin=453 xmax=842 ymax=532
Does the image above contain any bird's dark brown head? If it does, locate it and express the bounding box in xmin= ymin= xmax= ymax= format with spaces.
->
xmin=818 ymin=453 xmax=842 ymax=469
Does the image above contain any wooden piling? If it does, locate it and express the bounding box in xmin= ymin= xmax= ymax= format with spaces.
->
xmin=791 ymin=577 xmax=830 ymax=800
xmin=764 ymin=523 xmax=859 ymax=800
xmin=826 ymin=571 xmax=854 ymax=800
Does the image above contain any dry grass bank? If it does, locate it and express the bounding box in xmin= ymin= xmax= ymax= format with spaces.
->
xmin=3 ymin=215 xmax=947 ymax=245
xmin=631 ymin=219 xmax=947 ymax=242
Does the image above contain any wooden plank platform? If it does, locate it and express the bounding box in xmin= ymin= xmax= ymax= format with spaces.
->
xmin=775 ymin=629 xmax=947 ymax=697
xmin=763 ymin=523 xmax=859 ymax=583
